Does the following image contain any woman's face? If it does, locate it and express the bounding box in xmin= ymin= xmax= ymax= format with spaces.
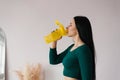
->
xmin=66 ymin=19 xmax=78 ymax=37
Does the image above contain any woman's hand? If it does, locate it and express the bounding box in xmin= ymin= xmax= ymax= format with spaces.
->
xmin=50 ymin=36 xmax=62 ymax=48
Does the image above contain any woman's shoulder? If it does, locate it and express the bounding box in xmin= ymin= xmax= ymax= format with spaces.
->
xmin=76 ymin=44 xmax=92 ymax=55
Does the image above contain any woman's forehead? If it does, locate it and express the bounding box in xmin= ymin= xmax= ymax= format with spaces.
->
xmin=70 ymin=19 xmax=75 ymax=24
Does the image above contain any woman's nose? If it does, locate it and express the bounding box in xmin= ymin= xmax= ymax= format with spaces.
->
xmin=66 ymin=26 xmax=69 ymax=30
xmin=66 ymin=25 xmax=69 ymax=29
xmin=66 ymin=27 xmax=68 ymax=29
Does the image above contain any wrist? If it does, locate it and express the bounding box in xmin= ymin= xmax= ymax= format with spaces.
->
xmin=50 ymin=41 xmax=57 ymax=48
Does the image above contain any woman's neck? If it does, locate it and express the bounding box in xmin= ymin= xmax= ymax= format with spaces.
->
xmin=72 ymin=35 xmax=84 ymax=47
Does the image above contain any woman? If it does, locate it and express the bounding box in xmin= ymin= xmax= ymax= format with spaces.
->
xmin=49 ymin=16 xmax=96 ymax=80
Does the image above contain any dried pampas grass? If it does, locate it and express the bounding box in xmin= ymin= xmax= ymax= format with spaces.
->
xmin=15 ymin=64 xmax=41 ymax=80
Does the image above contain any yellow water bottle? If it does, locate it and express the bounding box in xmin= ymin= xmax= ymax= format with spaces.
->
xmin=44 ymin=20 xmax=67 ymax=44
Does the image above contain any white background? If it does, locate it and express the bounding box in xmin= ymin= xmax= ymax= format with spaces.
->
xmin=0 ymin=0 xmax=120 ymax=80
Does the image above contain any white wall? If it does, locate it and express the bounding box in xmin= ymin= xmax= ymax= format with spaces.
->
xmin=0 ymin=0 xmax=120 ymax=80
